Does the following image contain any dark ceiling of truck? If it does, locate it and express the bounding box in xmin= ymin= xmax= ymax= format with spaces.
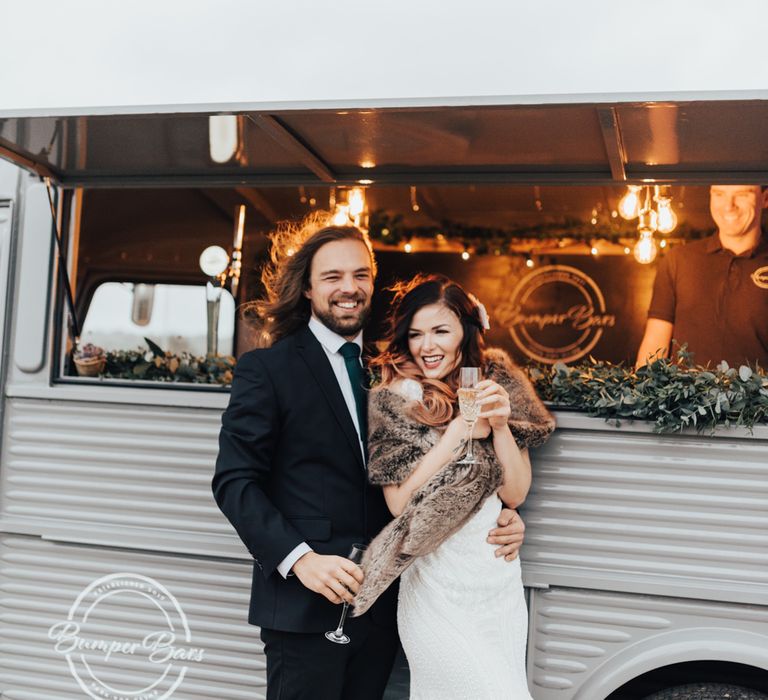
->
xmin=2 ymin=100 xmax=768 ymax=187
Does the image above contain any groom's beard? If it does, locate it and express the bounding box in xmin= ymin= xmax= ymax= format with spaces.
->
xmin=313 ymin=300 xmax=371 ymax=338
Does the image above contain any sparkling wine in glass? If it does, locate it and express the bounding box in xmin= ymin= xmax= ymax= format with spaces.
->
xmin=456 ymin=367 xmax=481 ymax=464
xmin=325 ymin=543 xmax=367 ymax=644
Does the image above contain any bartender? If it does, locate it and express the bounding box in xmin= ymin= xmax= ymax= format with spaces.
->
xmin=636 ymin=184 xmax=768 ymax=369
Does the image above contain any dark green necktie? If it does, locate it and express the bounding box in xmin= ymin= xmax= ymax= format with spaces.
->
xmin=339 ymin=342 xmax=367 ymax=456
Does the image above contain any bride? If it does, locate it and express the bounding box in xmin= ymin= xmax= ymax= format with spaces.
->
xmin=353 ymin=274 xmax=554 ymax=700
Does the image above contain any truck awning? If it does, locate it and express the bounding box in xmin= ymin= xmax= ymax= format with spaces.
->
xmin=2 ymin=100 xmax=768 ymax=186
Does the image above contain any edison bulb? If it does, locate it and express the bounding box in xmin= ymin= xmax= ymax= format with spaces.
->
xmin=656 ymin=198 xmax=678 ymax=234
xmin=332 ymin=205 xmax=350 ymax=226
xmin=633 ymin=232 xmax=658 ymax=264
xmin=638 ymin=208 xmax=658 ymax=234
xmin=619 ymin=186 xmax=642 ymax=220
xmin=348 ymin=188 xmax=365 ymax=217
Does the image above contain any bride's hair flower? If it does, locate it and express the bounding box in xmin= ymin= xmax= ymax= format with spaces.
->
xmin=467 ymin=293 xmax=491 ymax=331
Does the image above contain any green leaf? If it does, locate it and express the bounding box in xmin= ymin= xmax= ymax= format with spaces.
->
xmin=144 ymin=337 xmax=165 ymax=358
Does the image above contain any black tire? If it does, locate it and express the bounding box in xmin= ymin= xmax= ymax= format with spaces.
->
xmin=642 ymin=683 xmax=768 ymax=700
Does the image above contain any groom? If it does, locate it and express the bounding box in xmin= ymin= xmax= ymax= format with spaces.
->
xmin=212 ymin=223 xmax=527 ymax=700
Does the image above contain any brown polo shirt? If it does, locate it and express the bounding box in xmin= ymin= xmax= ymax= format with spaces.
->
xmin=648 ymin=233 xmax=768 ymax=368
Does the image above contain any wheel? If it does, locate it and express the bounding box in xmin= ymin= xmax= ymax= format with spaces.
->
xmin=642 ymin=683 xmax=768 ymax=700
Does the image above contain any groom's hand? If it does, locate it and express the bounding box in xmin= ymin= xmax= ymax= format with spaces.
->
xmin=292 ymin=552 xmax=364 ymax=604
xmin=488 ymin=508 xmax=525 ymax=561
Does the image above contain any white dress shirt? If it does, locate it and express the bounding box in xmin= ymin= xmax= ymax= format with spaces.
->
xmin=276 ymin=316 xmax=366 ymax=578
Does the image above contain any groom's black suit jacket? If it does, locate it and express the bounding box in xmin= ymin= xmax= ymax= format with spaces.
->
xmin=212 ymin=325 xmax=396 ymax=633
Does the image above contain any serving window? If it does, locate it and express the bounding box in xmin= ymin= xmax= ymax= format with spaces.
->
xmin=57 ymin=183 xmax=725 ymax=388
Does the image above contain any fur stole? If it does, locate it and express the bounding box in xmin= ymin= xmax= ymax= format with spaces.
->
xmin=353 ymin=348 xmax=555 ymax=616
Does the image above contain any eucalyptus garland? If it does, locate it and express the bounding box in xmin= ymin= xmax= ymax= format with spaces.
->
xmin=527 ymin=347 xmax=768 ymax=434
xmin=77 ymin=339 xmax=768 ymax=434
xmin=75 ymin=338 xmax=234 ymax=386
xmin=367 ymin=209 xmax=714 ymax=251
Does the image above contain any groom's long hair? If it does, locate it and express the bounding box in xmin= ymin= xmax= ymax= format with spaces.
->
xmin=244 ymin=214 xmax=377 ymax=347
xmin=371 ymin=274 xmax=486 ymax=427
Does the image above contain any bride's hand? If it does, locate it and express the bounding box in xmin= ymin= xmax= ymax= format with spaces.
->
xmin=476 ymin=380 xmax=511 ymax=431
xmin=473 ymin=417 xmax=491 ymax=439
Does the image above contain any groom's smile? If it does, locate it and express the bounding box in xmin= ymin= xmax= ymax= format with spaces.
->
xmin=304 ymin=238 xmax=374 ymax=340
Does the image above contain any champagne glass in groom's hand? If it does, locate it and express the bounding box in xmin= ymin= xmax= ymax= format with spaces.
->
xmin=325 ymin=544 xmax=367 ymax=644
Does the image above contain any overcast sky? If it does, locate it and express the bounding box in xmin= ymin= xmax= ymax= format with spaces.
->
xmin=2 ymin=0 xmax=767 ymax=116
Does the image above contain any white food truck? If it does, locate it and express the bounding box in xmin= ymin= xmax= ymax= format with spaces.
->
xmin=0 ymin=4 xmax=767 ymax=699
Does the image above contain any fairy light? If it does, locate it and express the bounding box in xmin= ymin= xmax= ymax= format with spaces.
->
xmin=404 ymin=242 xmax=413 ymax=253
xmin=461 ymin=250 xmax=470 ymax=261
xmin=410 ymin=185 xmax=420 ymax=212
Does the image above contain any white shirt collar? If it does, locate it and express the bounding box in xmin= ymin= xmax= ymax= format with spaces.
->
xmin=308 ymin=315 xmax=363 ymax=355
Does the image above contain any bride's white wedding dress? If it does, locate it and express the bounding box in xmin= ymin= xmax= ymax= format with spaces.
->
xmin=397 ymin=493 xmax=533 ymax=700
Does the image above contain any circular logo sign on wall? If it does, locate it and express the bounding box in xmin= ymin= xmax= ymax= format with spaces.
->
xmin=496 ymin=265 xmax=616 ymax=363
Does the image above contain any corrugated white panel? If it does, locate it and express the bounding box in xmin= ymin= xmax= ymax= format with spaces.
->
xmin=0 ymin=533 xmax=264 ymax=700
xmin=522 ymin=428 xmax=768 ymax=605
xmin=528 ymin=586 xmax=768 ymax=700
xmin=0 ymin=398 xmax=247 ymax=558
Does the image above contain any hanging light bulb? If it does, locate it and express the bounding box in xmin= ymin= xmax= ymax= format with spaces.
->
xmin=638 ymin=207 xmax=658 ymax=234
xmin=590 ymin=246 xmax=599 ymax=256
xmin=634 ymin=231 xmax=658 ymax=264
xmin=404 ymin=241 xmax=413 ymax=253
xmin=461 ymin=250 xmax=470 ymax=261
xmin=332 ymin=204 xmax=350 ymax=226
xmin=656 ymin=196 xmax=678 ymax=234
xmin=525 ymin=255 xmax=535 ymax=268
xmin=619 ymin=185 xmax=642 ymax=220
xmin=348 ymin=188 xmax=365 ymax=217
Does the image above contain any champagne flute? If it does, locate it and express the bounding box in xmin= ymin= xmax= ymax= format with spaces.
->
xmin=325 ymin=543 xmax=367 ymax=644
xmin=456 ymin=367 xmax=481 ymax=464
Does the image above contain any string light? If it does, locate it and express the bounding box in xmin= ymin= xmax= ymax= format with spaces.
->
xmin=410 ymin=185 xmax=420 ymax=212
xmin=525 ymin=255 xmax=535 ymax=268
xmin=404 ymin=242 xmax=413 ymax=253
xmin=590 ymin=246 xmax=599 ymax=256
xmin=461 ymin=250 xmax=470 ymax=261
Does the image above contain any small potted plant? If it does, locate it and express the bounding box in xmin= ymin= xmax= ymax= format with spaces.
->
xmin=73 ymin=343 xmax=106 ymax=377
